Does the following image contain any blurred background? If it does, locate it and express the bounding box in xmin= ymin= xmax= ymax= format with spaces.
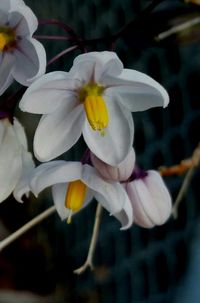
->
xmin=0 ymin=0 xmax=200 ymax=302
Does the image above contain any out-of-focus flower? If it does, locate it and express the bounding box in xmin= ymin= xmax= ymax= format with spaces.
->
xmin=28 ymin=161 xmax=133 ymax=229
xmin=20 ymin=51 xmax=169 ymax=165
xmin=125 ymin=169 xmax=172 ymax=228
xmin=90 ymin=147 xmax=135 ymax=181
xmin=0 ymin=116 xmax=35 ymax=202
xmin=0 ymin=0 xmax=46 ymax=95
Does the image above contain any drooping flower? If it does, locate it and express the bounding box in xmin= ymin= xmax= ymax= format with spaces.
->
xmin=0 ymin=0 xmax=46 ymax=95
xmin=20 ymin=51 xmax=169 ymax=165
xmin=28 ymin=161 xmax=133 ymax=229
xmin=124 ymin=168 xmax=172 ymax=228
xmin=90 ymin=147 xmax=136 ymax=182
xmin=0 ymin=115 xmax=35 ymax=202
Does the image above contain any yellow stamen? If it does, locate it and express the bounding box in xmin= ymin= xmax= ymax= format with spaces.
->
xmin=65 ymin=180 xmax=87 ymax=223
xmin=84 ymin=95 xmax=109 ymax=131
xmin=0 ymin=28 xmax=16 ymax=51
xmin=79 ymin=83 xmax=109 ymax=132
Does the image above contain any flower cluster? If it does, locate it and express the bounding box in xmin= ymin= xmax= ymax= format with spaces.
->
xmin=0 ymin=0 xmax=172 ymax=231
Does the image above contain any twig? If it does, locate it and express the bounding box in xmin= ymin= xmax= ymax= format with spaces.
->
xmin=74 ymin=203 xmax=103 ymax=275
xmin=47 ymin=45 xmax=78 ymax=66
xmin=172 ymin=166 xmax=196 ymax=219
xmin=155 ymin=16 xmax=200 ymax=41
xmin=0 ymin=206 xmax=56 ymax=252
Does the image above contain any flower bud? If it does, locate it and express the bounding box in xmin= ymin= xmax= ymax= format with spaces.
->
xmin=90 ymin=148 xmax=135 ymax=181
xmin=125 ymin=170 xmax=172 ymax=228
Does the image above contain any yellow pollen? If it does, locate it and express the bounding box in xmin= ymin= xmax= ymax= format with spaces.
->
xmin=0 ymin=28 xmax=16 ymax=51
xmin=79 ymin=83 xmax=109 ymax=132
xmin=65 ymin=180 xmax=87 ymax=223
xmin=84 ymin=95 xmax=109 ymax=131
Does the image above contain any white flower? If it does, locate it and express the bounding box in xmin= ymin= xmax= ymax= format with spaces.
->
xmin=125 ymin=169 xmax=172 ymax=228
xmin=20 ymin=51 xmax=169 ymax=165
xmin=28 ymin=161 xmax=133 ymax=229
xmin=0 ymin=116 xmax=35 ymax=202
xmin=0 ymin=0 xmax=46 ymax=95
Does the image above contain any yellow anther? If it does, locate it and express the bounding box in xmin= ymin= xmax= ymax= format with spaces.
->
xmin=0 ymin=28 xmax=16 ymax=51
xmin=84 ymin=95 xmax=109 ymax=131
xmin=65 ymin=180 xmax=87 ymax=223
xmin=79 ymin=83 xmax=109 ymax=132
xmin=0 ymin=33 xmax=8 ymax=51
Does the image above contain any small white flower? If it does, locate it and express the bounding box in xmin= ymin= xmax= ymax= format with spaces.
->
xmin=28 ymin=161 xmax=133 ymax=229
xmin=0 ymin=0 xmax=46 ymax=95
xmin=20 ymin=51 xmax=169 ymax=165
xmin=125 ymin=169 xmax=172 ymax=228
xmin=0 ymin=116 xmax=35 ymax=202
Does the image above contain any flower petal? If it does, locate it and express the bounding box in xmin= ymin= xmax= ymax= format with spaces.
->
xmin=0 ymin=52 xmax=15 ymax=95
xmin=83 ymin=98 xmax=134 ymax=165
xmin=105 ymin=69 xmax=169 ymax=110
xmin=0 ymin=120 xmax=22 ymax=202
xmin=82 ymin=165 xmax=133 ymax=224
xmin=13 ymin=117 xmax=27 ymax=149
xmin=70 ymin=51 xmax=123 ymax=83
xmin=52 ymin=183 xmax=93 ymax=220
xmin=0 ymin=9 xmax=9 ymax=24
xmin=19 ymin=72 xmax=78 ymax=114
xmin=52 ymin=184 xmax=71 ymax=220
xmin=111 ymin=191 xmax=134 ymax=230
xmin=33 ymin=102 xmax=84 ymax=161
xmin=12 ymin=38 xmax=46 ymax=86
xmin=13 ymin=148 xmax=35 ymax=202
xmin=126 ymin=180 xmax=157 ymax=228
xmin=9 ymin=5 xmax=38 ymax=36
xmin=30 ymin=161 xmax=82 ymax=196
xmin=144 ymin=170 xmax=172 ymax=224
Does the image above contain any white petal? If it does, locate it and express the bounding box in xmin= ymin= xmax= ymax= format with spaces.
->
xmin=0 ymin=0 xmax=11 ymax=12
xmin=82 ymin=165 xmax=131 ymax=217
xmin=19 ymin=72 xmax=78 ymax=114
xmin=13 ymin=118 xmax=27 ymax=148
xmin=52 ymin=183 xmax=93 ymax=220
xmin=126 ymin=180 xmax=157 ymax=228
xmin=30 ymin=161 xmax=82 ymax=196
xmin=10 ymin=0 xmax=25 ymax=9
xmin=70 ymin=51 xmax=123 ymax=83
xmin=34 ymin=102 xmax=84 ymax=161
xmin=13 ymin=148 xmax=35 ymax=202
xmin=0 ymin=52 xmax=15 ymax=95
xmin=144 ymin=171 xmax=172 ymax=224
xmin=12 ymin=38 xmax=46 ymax=86
xmin=112 ymin=190 xmax=134 ymax=230
xmin=0 ymin=10 xmax=9 ymax=24
xmin=52 ymin=184 xmax=71 ymax=220
xmin=105 ymin=69 xmax=169 ymax=110
xmin=0 ymin=120 xmax=22 ymax=202
xmin=83 ymin=98 xmax=134 ymax=165
xmin=9 ymin=5 xmax=38 ymax=36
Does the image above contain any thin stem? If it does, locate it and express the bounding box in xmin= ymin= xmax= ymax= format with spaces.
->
xmin=172 ymin=166 xmax=196 ymax=219
xmin=155 ymin=16 xmax=200 ymax=41
xmin=74 ymin=203 xmax=103 ymax=275
xmin=34 ymin=35 xmax=73 ymax=41
xmin=47 ymin=45 xmax=78 ymax=66
xmin=39 ymin=19 xmax=78 ymax=38
xmin=0 ymin=206 xmax=56 ymax=252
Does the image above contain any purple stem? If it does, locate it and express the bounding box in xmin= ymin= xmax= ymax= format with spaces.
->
xmin=47 ymin=45 xmax=78 ymax=66
xmin=34 ymin=35 xmax=73 ymax=41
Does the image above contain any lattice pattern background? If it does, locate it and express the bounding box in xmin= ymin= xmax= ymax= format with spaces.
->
xmin=0 ymin=0 xmax=200 ymax=302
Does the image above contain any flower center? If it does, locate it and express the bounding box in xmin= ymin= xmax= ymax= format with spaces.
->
xmin=65 ymin=180 xmax=87 ymax=223
xmin=0 ymin=27 xmax=16 ymax=51
xmin=79 ymin=83 xmax=109 ymax=133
